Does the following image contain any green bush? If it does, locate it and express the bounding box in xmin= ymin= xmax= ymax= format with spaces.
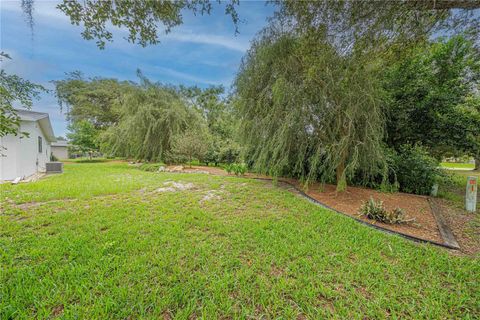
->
xmin=224 ymin=163 xmax=247 ymax=176
xmin=359 ymin=197 xmax=409 ymax=224
xmin=138 ymin=163 xmax=165 ymax=172
xmin=204 ymin=140 xmax=241 ymax=167
xmin=395 ymin=144 xmax=441 ymax=195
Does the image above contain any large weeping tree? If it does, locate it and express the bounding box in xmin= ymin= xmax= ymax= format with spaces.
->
xmin=235 ymin=33 xmax=386 ymax=190
xmin=101 ymin=73 xmax=206 ymax=161
xmin=236 ymin=0 xmax=479 ymax=191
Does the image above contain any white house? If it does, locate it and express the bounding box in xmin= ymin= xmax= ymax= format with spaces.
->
xmin=51 ymin=140 xmax=70 ymax=160
xmin=0 ymin=109 xmax=56 ymax=181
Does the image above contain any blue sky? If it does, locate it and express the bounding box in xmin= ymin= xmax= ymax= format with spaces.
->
xmin=0 ymin=0 xmax=275 ymax=137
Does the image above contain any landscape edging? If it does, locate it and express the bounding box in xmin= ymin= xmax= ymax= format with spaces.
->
xmin=249 ymin=177 xmax=460 ymax=250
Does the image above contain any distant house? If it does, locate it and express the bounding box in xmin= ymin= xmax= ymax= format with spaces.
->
xmin=0 ymin=109 xmax=56 ymax=181
xmin=51 ymin=140 xmax=70 ymax=160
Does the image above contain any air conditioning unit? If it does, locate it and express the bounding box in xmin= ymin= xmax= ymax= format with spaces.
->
xmin=46 ymin=162 xmax=63 ymax=173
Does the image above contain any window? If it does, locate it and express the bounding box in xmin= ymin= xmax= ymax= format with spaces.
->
xmin=38 ymin=136 xmax=42 ymax=153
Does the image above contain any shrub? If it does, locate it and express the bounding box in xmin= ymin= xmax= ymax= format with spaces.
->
xmin=232 ymin=163 xmax=247 ymax=176
xmin=224 ymin=164 xmax=233 ymax=174
xmin=224 ymin=163 xmax=247 ymax=176
xmin=395 ymin=144 xmax=441 ymax=195
xmin=50 ymin=153 xmax=59 ymax=162
xmin=359 ymin=197 xmax=410 ymax=224
xmin=138 ymin=163 xmax=165 ymax=172
xmin=219 ymin=142 xmax=240 ymax=164
xmin=205 ymin=140 xmax=241 ymax=167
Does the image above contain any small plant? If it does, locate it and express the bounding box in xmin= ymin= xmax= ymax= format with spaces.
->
xmin=232 ymin=163 xmax=247 ymax=176
xmin=359 ymin=197 xmax=410 ymax=224
xmin=224 ymin=164 xmax=234 ymax=174
xmin=387 ymin=208 xmax=408 ymax=224
xmin=224 ymin=163 xmax=247 ymax=176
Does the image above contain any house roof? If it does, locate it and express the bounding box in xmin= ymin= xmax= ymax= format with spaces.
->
xmin=15 ymin=109 xmax=57 ymax=142
xmin=16 ymin=109 xmax=49 ymax=121
xmin=51 ymin=140 xmax=69 ymax=147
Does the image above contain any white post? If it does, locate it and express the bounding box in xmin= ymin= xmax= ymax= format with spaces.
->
xmin=465 ymin=176 xmax=477 ymax=212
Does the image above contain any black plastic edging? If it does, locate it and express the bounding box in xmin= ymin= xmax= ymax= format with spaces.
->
xmin=250 ymin=177 xmax=459 ymax=250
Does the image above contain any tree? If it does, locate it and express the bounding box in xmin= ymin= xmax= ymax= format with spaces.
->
xmin=56 ymin=0 xmax=240 ymax=49
xmin=0 ymin=52 xmax=45 ymax=138
xmin=278 ymin=1 xmax=479 ymax=57
xmin=383 ymin=36 xmax=480 ymax=159
xmin=179 ymin=85 xmax=239 ymax=166
xmin=453 ymin=95 xmax=480 ymax=170
xmin=67 ymin=120 xmax=99 ymax=158
xmin=235 ymin=34 xmax=386 ymax=191
xmin=234 ymin=1 xmax=479 ymax=191
xmin=100 ymin=73 xmax=206 ymax=161
xmin=21 ymin=1 xmax=479 ymax=50
xmin=53 ymin=72 xmax=133 ymax=129
xmin=172 ymin=129 xmax=210 ymax=167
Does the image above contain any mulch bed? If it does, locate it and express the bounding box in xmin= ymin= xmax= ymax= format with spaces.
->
xmin=172 ymin=166 xmax=445 ymax=246
xmin=288 ymin=181 xmax=443 ymax=244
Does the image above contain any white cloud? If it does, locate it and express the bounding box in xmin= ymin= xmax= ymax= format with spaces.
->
xmin=153 ymin=66 xmax=230 ymax=86
xmin=164 ymin=31 xmax=250 ymax=52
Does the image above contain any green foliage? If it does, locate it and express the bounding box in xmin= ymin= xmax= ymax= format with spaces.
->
xmin=235 ymin=33 xmax=386 ymax=190
xmin=384 ymin=36 xmax=480 ymax=158
xmin=0 ymin=52 xmax=45 ymax=138
xmin=53 ymin=71 xmax=132 ymax=129
xmin=394 ymin=145 xmax=441 ymax=195
xmin=359 ymin=197 xmax=408 ymax=224
xmin=56 ymin=0 xmax=240 ymax=49
xmin=279 ymin=1 xmax=479 ymax=57
xmin=181 ymin=85 xmax=239 ymax=166
xmin=138 ymin=163 xmax=165 ymax=172
xmin=171 ymin=129 xmax=210 ymax=166
xmin=224 ymin=163 xmax=247 ymax=176
xmin=55 ymin=71 xmax=237 ymax=164
xmin=205 ymin=138 xmax=240 ymax=166
xmin=224 ymin=163 xmax=233 ymax=174
xmin=67 ymin=120 xmax=99 ymax=154
xmin=101 ymin=74 xmax=203 ymax=162
xmin=50 ymin=153 xmax=58 ymax=162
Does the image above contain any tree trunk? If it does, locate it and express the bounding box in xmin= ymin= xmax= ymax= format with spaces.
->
xmin=336 ymin=159 xmax=347 ymax=192
xmin=475 ymin=157 xmax=480 ymax=171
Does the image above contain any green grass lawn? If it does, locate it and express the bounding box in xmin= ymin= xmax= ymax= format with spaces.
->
xmin=438 ymin=169 xmax=480 ymax=207
xmin=1 ymin=163 xmax=479 ymax=319
xmin=440 ymin=162 xmax=475 ymax=170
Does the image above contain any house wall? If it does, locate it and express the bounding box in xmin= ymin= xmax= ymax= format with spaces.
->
xmin=51 ymin=146 xmax=68 ymax=160
xmin=0 ymin=120 xmax=51 ymax=181
xmin=0 ymin=134 xmax=19 ymax=180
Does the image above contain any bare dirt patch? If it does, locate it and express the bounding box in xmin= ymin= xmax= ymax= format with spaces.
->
xmin=155 ymin=181 xmax=195 ymax=193
xmin=51 ymin=304 xmax=64 ymax=317
xmin=199 ymin=190 xmax=224 ymax=203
